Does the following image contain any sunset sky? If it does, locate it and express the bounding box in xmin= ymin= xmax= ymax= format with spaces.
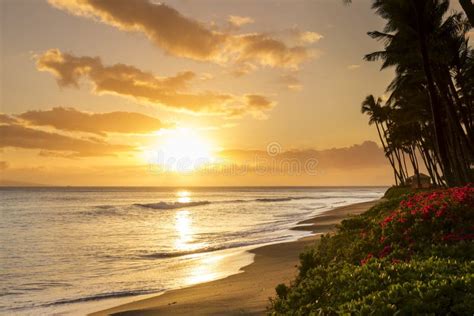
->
xmin=2 ymin=0 xmax=453 ymax=186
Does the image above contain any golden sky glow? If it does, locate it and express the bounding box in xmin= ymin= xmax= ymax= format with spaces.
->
xmin=5 ymin=0 xmax=462 ymax=186
xmin=143 ymin=128 xmax=217 ymax=172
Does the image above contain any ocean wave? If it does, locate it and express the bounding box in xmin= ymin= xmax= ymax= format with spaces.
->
xmin=226 ymin=196 xmax=319 ymax=203
xmin=79 ymin=205 xmax=121 ymax=216
xmin=95 ymin=195 xmax=365 ymax=214
xmin=132 ymin=196 xmax=326 ymax=211
xmin=141 ymin=236 xmax=288 ymax=259
xmin=134 ymin=201 xmax=211 ymax=210
xmin=40 ymin=289 xmax=160 ymax=307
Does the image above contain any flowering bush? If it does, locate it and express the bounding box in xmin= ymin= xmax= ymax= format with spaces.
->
xmin=271 ymin=185 xmax=474 ymax=315
xmin=374 ymin=185 xmax=474 ymax=261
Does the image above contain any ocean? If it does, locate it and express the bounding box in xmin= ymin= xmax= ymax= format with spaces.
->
xmin=0 ymin=187 xmax=385 ymax=315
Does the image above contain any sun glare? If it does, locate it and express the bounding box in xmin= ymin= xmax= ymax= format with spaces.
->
xmin=177 ymin=190 xmax=191 ymax=203
xmin=144 ymin=128 xmax=216 ymax=172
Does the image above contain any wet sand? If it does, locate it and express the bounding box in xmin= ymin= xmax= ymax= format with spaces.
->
xmin=90 ymin=200 xmax=379 ymax=316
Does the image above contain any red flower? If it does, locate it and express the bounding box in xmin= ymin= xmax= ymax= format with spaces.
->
xmin=360 ymin=253 xmax=373 ymax=266
xmin=398 ymin=216 xmax=407 ymax=223
xmin=379 ymin=245 xmax=392 ymax=258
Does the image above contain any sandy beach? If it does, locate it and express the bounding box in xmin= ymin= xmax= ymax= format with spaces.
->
xmin=91 ymin=200 xmax=378 ymax=316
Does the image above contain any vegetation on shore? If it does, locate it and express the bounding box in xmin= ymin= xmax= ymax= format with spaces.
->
xmin=270 ymin=1 xmax=474 ymax=312
xmin=269 ymin=185 xmax=474 ymax=314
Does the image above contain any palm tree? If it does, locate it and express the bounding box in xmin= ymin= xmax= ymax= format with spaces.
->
xmin=361 ymin=95 xmax=405 ymax=185
xmin=361 ymin=0 xmax=472 ymax=186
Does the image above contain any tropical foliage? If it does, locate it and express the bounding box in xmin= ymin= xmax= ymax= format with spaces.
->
xmin=269 ymin=186 xmax=474 ymax=314
xmin=359 ymin=0 xmax=473 ymax=187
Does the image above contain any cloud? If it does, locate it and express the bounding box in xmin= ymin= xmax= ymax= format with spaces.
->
xmin=220 ymin=141 xmax=388 ymax=170
xmin=0 ymin=113 xmax=19 ymax=124
xmin=0 ymin=161 xmax=9 ymax=170
xmin=228 ymin=15 xmax=254 ymax=27
xmin=282 ymin=28 xmax=323 ymax=45
xmin=231 ymin=62 xmax=258 ymax=77
xmin=36 ymin=49 xmax=274 ymax=118
xmin=0 ymin=123 xmax=132 ymax=157
xmin=38 ymin=150 xmax=79 ymax=159
xmin=18 ymin=107 xmax=170 ymax=135
xmin=277 ymin=73 xmax=303 ymax=91
xmin=347 ymin=64 xmax=361 ymax=70
xmin=48 ymin=0 xmax=315 ymax=69
xmin=232 ymin=33 xmax=313 ymax=69
xmin=297 ymin=31 xmax=323 ymax=44
xmin=229 ymin=94 xmax=275 ymax=119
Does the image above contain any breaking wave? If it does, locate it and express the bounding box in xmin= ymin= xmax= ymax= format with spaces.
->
xmin=134 ymin=201 xmax=211 ymax=210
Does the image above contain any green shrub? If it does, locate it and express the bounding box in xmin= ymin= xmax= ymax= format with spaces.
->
xmin=270 ymin=186 xmax=474 ymax=315
xmin=383 ymin=186 xmax=413 ymax=199
xmin=271 ymin=257 xmax=474 ymax=315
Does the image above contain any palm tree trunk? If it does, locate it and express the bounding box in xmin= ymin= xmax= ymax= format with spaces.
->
xmin=417 ymin=142 xmax=437 ymax=186
xmin=438 ymin=67 xmax=474 ymax=159
xmin=408 ymin=146 xmax=421 ymax=187
xmin=448 ymin=75 xmax=473 ymax=150
xmin=412 ymin=0 xmax=454 ymax=186
xmin=375 ymin=122 xmax=402 ymax=184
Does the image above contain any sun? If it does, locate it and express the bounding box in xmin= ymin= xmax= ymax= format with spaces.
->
xmin=144 ymin=128 xmax=216 ymax=172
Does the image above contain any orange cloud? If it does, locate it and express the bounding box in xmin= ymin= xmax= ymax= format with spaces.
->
xmin=232 ymin=33 xmax=311 ymax=68
xmin=219 ymin=141 xmax=388 ymax=170
xmin=347 ymin=64 xmax=361 ymax=70
xmin=18 ymin=107 xmax=170 ymax=135
xmin=0 ymin=113 xmax=19 ymax=124
xmin=228 ymin=15 xmax=254 ymax=27
xmin=295 ymin=31 xmax=323 ymax=44
xmin=36 ymin=49 xmax=274 ymax=118
xmin=0 ymin=123 xmax=132 ymax=157
xmin=228 ymin=94 xmax=275 ymax=119
xmin=277 ymin=73 xmax=303 ymax=91
xmin=0 ymin=161 xmax=9 ymax=170
xmin=48 ymin=0 xmax=315 ymax=69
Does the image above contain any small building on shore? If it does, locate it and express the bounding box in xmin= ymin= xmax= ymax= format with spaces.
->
xmin=406 ymin=173 xmax=431 ymax=189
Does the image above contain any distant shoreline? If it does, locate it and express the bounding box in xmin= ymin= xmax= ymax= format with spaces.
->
xmin=90 ymin=200 xmax=379 ymax=316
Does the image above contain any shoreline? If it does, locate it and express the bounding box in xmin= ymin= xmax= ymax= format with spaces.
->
xmin=90 ymin=200 xmax=379 ymax=316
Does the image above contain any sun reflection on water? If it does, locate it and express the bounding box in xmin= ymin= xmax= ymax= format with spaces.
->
xmin=176 ymin=190 xmax=191 ymax=203
xmin=172 ymin=189 xmax=234 ymax=287
xmin=174 ymin=210 xmax=194 ymax=251
xmin=185 ymin=254 xmax=224 ymax=285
